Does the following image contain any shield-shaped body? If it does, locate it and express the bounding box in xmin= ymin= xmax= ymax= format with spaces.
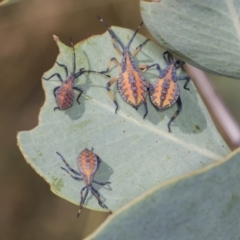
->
xmin=55 ymin=76 xmax=75 ymax=110
xmin=77 ymin=148 xmax=100 ymax=186
xmin=149 ymin=64 xmax=180 ymax=110
xmin=118 ymin=51 xmax=148 ymax=108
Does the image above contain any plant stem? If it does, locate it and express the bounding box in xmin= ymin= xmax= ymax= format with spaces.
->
xmin=184 ymin=64 xmax=240 ymax=150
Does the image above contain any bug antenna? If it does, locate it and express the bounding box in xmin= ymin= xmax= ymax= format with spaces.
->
xmin=77 ymin=209 xmax=82 ymax=218
xmin=69 ymin=38 xmax=76 ymax=73
xmin=127 ymin=21 xmax=143 ymax=49
xmin=96 ymin=15 xmax=125 ymax=50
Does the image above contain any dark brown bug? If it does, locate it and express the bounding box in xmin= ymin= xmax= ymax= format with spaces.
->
xmin=145 ymin=51 xmax=190 ymax=132
xmin=43 ymin=38 xmax=110 ymax=111
xmin=57 ymin=148 xmax=111 ymax=217
xmin=97 ymin=16 xmax=149 ymax=118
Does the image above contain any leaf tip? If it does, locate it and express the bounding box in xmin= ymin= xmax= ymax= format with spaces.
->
xmin=53 ymin=35 xmax=59 ymax=42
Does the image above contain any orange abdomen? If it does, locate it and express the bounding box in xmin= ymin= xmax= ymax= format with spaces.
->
xmin=118 ymin=54 xmax=147 ymax=107
xmin=77 ymin=149 xmax=98 ymax=185
xmin=150 ymin=77 xmax=180 ymax=110
xmin=56 ymin=81 xmax=74 ymax=110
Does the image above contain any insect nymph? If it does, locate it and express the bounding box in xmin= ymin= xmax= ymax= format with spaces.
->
xmin=43 ymin=38 xmax=109 ymax=111
xmin=145 ymin=51 xmax=190 ymax=132
xmin=97 ymin=16 xmax=149 ymax=118
xmin=57 ymin=148 xmax=111 ymax=217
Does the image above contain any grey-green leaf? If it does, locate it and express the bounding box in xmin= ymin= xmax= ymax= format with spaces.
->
xmin=141 ymin=0 xmax=240 ymax=78
xmin=86 ymin=149 xmax=240 ymax=240
xmin=17 ymin=27 xmax=229 ymax=213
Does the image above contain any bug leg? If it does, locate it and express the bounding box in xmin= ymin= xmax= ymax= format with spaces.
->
xmin=132 ymin=39 xmax=150 ymax=57
xmin=167 ymin=97 xmax=182 ymax=133
xmin=53 ymin=86 xmax=60 ymax=97
xmin=77 ymin=186 xmax=88 ymax=218
xmin=61 ymin=167 xmax=83 ymax=181
xmin=143 ymin=101 xmax=148 ymax=119
xmin=176 ymin=76 xmax=191 ymax=91
xmin=54 ymin=107 xmax=60 ymax=111
xmin=78 ymin=69 xmax=111 ymax=78
xmin=93 ymin=180 xmax=111 ymax=186
xmin=91 ymin=187 xmax=112 ymax=214
xmin=56 ymin=62 xmax=68 ymax=77
xmin=100 ymin=57 xmax=121 ymax=75
xmin=138 ymin=64 xmax=148 ymax=72
xmin=43 ymin=73 xmax=63 ymax=82
xmin=139 ymin=63 xmax=162 ymax=75
xmin=106 ymin=76 xmax=119 ymax=113
xmin=163 ymin=51 xmax=174 ymax=65
xmin=73 ymin=87 xmax=83 ymax=105
xmin=56 ymin=152 xmax=81 ymax=176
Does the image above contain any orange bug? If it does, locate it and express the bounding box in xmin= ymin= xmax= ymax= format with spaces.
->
xmin=145 ymin=51 xmax=190 ymax=132
xmin=57 ymin=148 xmax=111 ymax=217
xmin=43 ymin=38 xmax=110 ymax=111
xmin=97 ymin=16 xmax=149 ymax=118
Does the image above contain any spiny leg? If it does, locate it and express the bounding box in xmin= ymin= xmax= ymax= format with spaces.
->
xmin=56 ymin=152 xmax=81 ymax=176
xmin=56 ymin=62 xmax=68 ymax=77
xmin=91 ymin=187 xmax=112 ymax=213
xmin=61 ymin=167 xmax=82 ymax=181
xmin=140 ymin=63 xmax=162 ymax=75
xmin=75 ymin=68 xmax=110 ymax=78
xmin=93 ymin=180 xmax=111 ymax=186
xmin=176 ymin=76 xmax=190 ymax=91
xmin=77 ymin=186 xmax=88 ymax=218
xmin=132 ymin=39 xmax=150 ymax=57
xmin=73 ymin=87 xmax=83 ymax=105
xmin=167 ymin=97 xmax=182 ymax=133
xmin=80 ymin=69 xmax=111 ymax=78
xmin=54 ymin=107 xmax=60 ymax=111
xmin=143 ymin=101 xmax=148 ymax=119
xmin=43 ymin=73 xmax=63 ymax=82
xmin=106 ymin=76 xmax=119 ymax=113
xmin=70 ymin=38 xmax=76 ymax=73
xmin=100 ymin=57 xmax=121 ymax=75
xmin=53 ymin=86 xmax=60 ymax=97
xmin=163 ymin=51 xmax=174 ymax=65
xmin=175 ymin=59 xmax=185 ymax=69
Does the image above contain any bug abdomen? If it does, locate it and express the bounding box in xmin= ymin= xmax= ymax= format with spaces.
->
xmin=56 ymin=82 xmax=74 ymax=110
xmin=77 ymin=149 xmax=98 ymax=185
xmin=150 ymin=78 xmax=180 ymax=110
xmin=118 ymin=71 xmax=147 ymax=107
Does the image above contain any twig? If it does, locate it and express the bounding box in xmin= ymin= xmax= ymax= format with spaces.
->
xmin=184 ymin=64 xmax=240 ymax=150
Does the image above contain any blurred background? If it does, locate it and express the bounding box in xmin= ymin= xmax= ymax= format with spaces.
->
xmin=0 ymin=0 xmax=240 ymax=239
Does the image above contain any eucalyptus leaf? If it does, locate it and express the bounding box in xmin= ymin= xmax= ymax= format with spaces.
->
xmin=17 ymin=27 xmax=229 ymax=212
xmin=141 ymin=0 xmax=240 ymax=78
xmin=86 ymin=148 xmax=240 ymax=240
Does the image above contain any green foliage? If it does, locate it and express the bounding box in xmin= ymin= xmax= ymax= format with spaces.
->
xmin=17 ymin=27 xmax=229 ymax=213
xmin=86 ymin=149 xmax=240 ymax=240
xmin=141 ymin=0 xmax=240 ymax=78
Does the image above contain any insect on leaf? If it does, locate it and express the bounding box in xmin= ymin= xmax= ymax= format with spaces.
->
xmin=17 ymin=27 xmax=230 ymax=212
xmin=86 ymin=148 xmax=240 ymax=240
xmin=141 ymin=0 xmax=240 ymax=79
